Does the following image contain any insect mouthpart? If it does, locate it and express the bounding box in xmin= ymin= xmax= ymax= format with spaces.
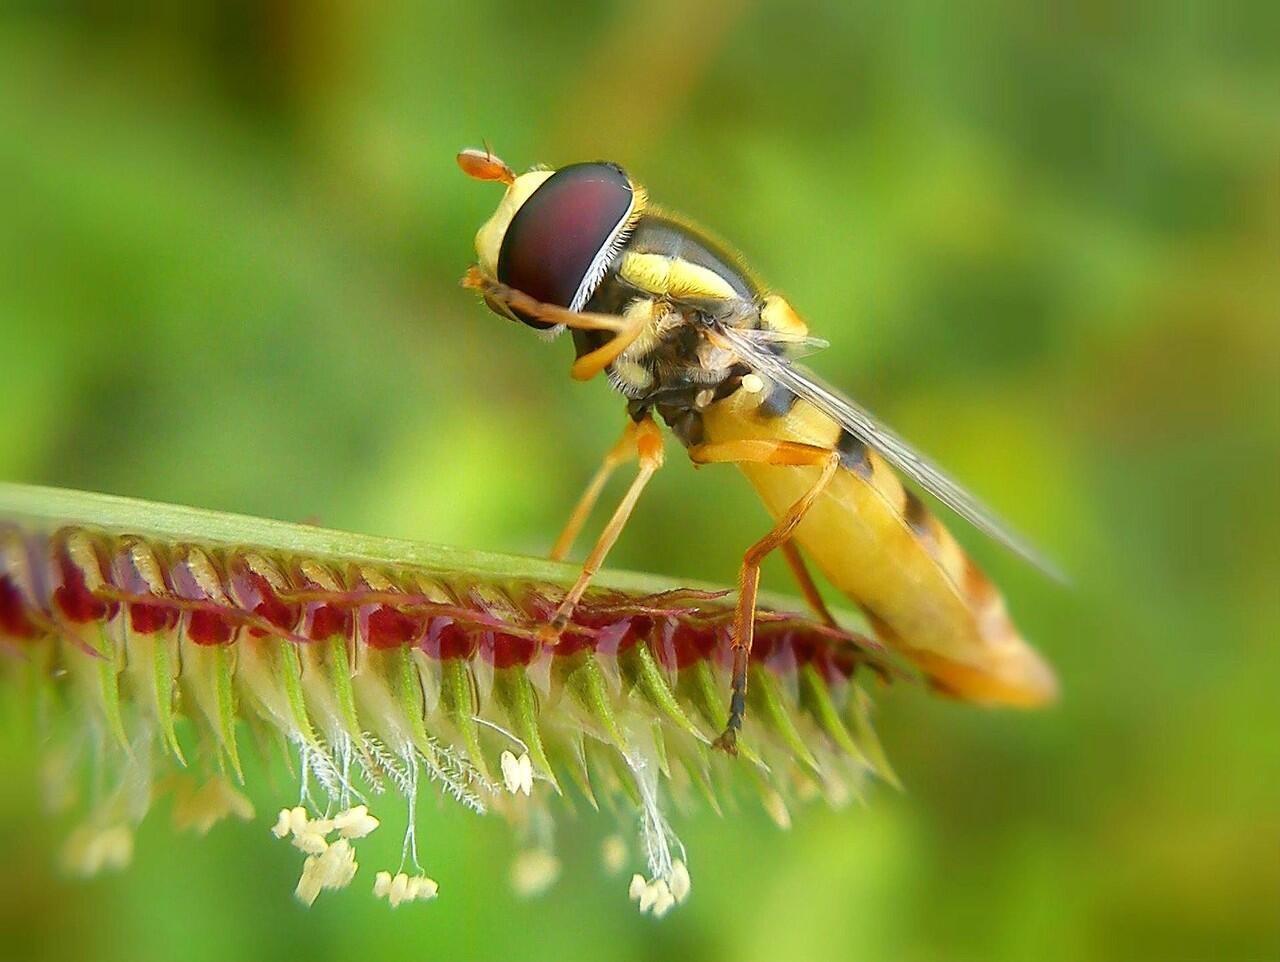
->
xmin=482 ymin=293 xmax=523 ymax=325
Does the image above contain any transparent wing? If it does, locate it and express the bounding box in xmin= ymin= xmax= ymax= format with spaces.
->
xmin=717 ymin=324 xmax=1066 ymax=582
xmin=727 ymin=327 xmax=830 ymax=359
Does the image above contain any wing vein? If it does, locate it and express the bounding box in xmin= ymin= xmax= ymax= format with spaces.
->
xmin=717 ymin=324 xmax=1065 ymax=582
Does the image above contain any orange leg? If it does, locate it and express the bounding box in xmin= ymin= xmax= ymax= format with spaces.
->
xmin=464 ymin=267 xmax=630 ymax=333
xmin=568 ymin=309 xmax=650 ymax=381
xmin=541 ymin=415 xmax=665 ymax=637
xmin=462 ymin=267 xmax=650 ymax=381
xmin=689 ymin=439 xmax=841 ymax=754
xmin=549 ymin=420 xmax=640 ymax=562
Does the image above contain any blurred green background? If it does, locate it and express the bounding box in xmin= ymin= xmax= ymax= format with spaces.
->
xmin=1 ymin=2 xmax=1277 ymax=960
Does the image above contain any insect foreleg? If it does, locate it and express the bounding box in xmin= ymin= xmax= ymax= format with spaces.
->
xmin=462 ymin=267 xmax=652 ymax=382
xmin=541 ymin=415 xmax=665 ymax=639
xmin=549 ymin=419 xmax=641 ymax=562
xmin=688 ymin=439 xmax=841 ymax=754
xmin=568 ymin=300 xmax=655 ymax=382
xmin=462 ymin=267 xmax=627 ymax=333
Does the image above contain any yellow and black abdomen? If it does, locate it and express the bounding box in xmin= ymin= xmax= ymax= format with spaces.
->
xmin=702 ymin=387 xmax=1057 ymax=707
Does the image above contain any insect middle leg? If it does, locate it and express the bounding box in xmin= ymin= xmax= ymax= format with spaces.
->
xmin=549 ymin=419 xmax=641 ymax=562
xmin=541 ymin=414 xmax=665 ymax=638
xmin=688 ymin=439 xmax=842 ymax=754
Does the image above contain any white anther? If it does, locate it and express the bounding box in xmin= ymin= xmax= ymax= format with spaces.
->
xmin=173 ymin=777 xmax=255 ymax=835
xmin=670 ymin=859 xmax=692 ymax=903
xmin=291 ymin=830 xmax=329 ymax=855
xmin=285 ymin=805 xmax=362 ymax=906
xmin=500 ymin=750 xmax=534 ymax=796
xmin=651 ymin=882 xmax=676 ymax=918
xmin=500 ymin=750 xmax=519 ymax=793
xmin=628 ymin=873 xmax=647 ymax=901
xmin=634 ymin=877 xmax=681 ymax=917
xmin=287 ymin=806 xmax=309 ymax=837
xmin=295 ymin=856 xmax=325 ymax=906
xmin=317 ymin=838 xmax=358 ymax=890
xmin=742 ymin=373 xmax=764 ymax=394
xmin=406 ymin=875 xmax=439 ymax=901
xmin=390 ymin=872 xmax=410 ymax=906
xmin=272 ymin=808 xmax=292 ymax=839
xmin=511 ymin=848 xmax=560 ymax=897
xmin=375 ymin=871 xmax=439 ymax=908
xmin=308 ymin=817 xmax=335 ymax=836
xmin=601 ymin=835 xmax=627 ymax=875
xmin=333 ymin=805 xmax=379 ymax=839
xmin=62 ymin=823 xmax=135 ymax=877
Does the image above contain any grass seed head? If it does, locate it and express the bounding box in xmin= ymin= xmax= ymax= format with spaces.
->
xmin=0 ymin=492 xmax=901 ymax=917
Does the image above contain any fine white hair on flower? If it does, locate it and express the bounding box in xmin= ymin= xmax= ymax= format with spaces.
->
xmin=419 ymin=739 xmax=495 ymax=814
xmin=622 ymin=741 xmax=686 ymax=893
xmin=618 ymin=730 xmax=693 ymax=917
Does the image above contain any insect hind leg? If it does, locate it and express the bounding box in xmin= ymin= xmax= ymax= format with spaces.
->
xmin=780 ymin=540 xmax=837 ymax=628
xmin=689 ymin=439 xmax=840 ymax=754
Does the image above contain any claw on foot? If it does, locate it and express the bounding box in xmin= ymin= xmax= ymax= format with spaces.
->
xmin=711 ymin=727 xmax=738 ymax=756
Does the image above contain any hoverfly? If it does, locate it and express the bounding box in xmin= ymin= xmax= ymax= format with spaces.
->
xmin=457 ymin=147 xmax=1059 ymax=752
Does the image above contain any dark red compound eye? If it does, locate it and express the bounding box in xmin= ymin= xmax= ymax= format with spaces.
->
xmin=497 ymin=162 xmax=633 ymax=329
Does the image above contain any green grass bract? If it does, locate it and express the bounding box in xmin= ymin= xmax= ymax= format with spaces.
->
xmin=0 ymin=483 xmax=897 ymax=914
